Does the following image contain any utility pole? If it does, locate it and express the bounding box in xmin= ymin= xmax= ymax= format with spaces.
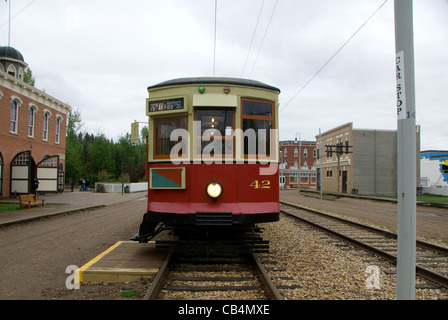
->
xmin=295 ymin=132 xmax=301 ymax=193
xmin=319 ymin=129 xmax=322 ymax=199
xmin=395 ymin=0 xmax=417 ymax=300
xmin=8 ymin=0 xmax=11 ymax=46
xmin=325 ymin=142 xmax=352 ymax=193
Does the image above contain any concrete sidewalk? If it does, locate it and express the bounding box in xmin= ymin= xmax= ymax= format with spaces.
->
xmin=0 ymin=191 xmax=147 ymax=227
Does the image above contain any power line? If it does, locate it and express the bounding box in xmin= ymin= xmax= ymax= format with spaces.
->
xmin=280 ymin=0 xmax=388 ymax=113
xmin=248 ymin=0 xmax=278 ymax=78
xmin=0 ymin=0 xmax=37 ymax=28
xmin=241 ymin=0 xmax=265 ymax=78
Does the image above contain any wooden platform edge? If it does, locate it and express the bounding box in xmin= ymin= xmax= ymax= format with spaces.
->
xmin=75 ymin=241 xmax=124 ymax=284
xmin=75 ymin=241 xmax=158 ymax=284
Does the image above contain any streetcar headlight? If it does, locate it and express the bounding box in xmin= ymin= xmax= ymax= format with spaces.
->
xmin=206 ymin=181 xmax=223 ymax=200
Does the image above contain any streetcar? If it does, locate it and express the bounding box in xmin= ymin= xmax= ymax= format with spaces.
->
xmin=135 ymin=77 xmax=281 ymax=242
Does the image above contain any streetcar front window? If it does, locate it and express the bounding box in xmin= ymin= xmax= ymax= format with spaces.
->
xmin=241 ymin=98 xmax=274 ymax=157
xmin=195 ymin=108 xmax=234 ymax=156
xmin=154 ymin=117 xmax=187 ymax=158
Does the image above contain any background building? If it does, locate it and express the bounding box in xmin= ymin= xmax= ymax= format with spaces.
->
xmin=420 ymin=150 xmax=448 ymax=195
xmin=279 ymin=140 xmax=316 ymax=189
xmin=0 ymin=46 xmax=71 ymax=198
xmin=315 ymin=122 xmax=420 ymax=196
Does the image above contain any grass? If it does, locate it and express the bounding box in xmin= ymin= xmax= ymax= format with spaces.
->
xmin=0 ymin=203 xmax=21 ymax=213
xmin=418 ymin=194 xmax=448 ymax=203
xmin=377 ymin=194 xmax=448 ymax=204
xmin=0 ymin=202 xmax=62 ymax=213
xmin=119 ymin=289 xmax=140 ymax=298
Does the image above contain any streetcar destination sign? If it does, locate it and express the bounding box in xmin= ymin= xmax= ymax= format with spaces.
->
xmin=148 ymin=98 xmax=184 ymax=112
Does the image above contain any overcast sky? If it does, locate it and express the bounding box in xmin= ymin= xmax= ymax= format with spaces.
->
xmin=1 ymin=0 xmax=447 ymax=150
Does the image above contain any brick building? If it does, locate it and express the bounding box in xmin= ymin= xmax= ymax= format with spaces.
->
xmin=0 ymin=46 xmax=71 ymax=198
xmin=279 ymin=140 xmax=317 ymax=189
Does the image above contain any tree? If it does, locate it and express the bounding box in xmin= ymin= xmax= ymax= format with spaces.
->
xmin=65 ymin=109 xmax=147 ymax=186
xmin=67 ymin=109 xmax=84 ymax=136
xmin=65 ymin=109 xmax=85 ymax=183
xmin=23 ymin=68 xmax=35 ymax=86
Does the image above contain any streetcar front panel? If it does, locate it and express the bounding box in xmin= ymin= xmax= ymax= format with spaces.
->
xmin=137 ymin=78 xmax=281 ymax=238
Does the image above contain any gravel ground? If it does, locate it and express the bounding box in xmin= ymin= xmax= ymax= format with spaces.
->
xmin=0 ymin=198 xmax=149 ymax=300
xmin=1 ymin=190 xmax=447 ymax=300
xmin=260 ymin=213 xmax=448 ymax=300
xmin=280 ymin=190 xmax=448 ymax=246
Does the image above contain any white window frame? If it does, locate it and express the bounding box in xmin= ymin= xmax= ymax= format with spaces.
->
xmin=7 ymin=64 xmax=17 ymax=78
xmin=10 ymin=97 xmax=22 ymax=134
xmin=43 ymin=110 xmax=51 ymax=141
xmin=55 ymin=115 xmax=63 ymax=144
xmin=28 ymin=105 xmax=38 ymax=138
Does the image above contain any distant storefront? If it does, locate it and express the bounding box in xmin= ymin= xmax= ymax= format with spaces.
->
xmin=279 ymin=140 xmax=317 ymax=189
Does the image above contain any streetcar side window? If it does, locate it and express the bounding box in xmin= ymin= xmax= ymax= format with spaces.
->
xmin=154 ymin=117 xmax=187 ymax=158
xmin=242 ymin=98 xmax=274 ymax=156
xmin=195 ymin=108 xmax=234 ymax=157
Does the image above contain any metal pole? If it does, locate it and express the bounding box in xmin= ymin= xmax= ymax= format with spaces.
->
xmin=280 ymin=149 xmax=283 ymax=188
xmin=394 ymin=0 xmax=416 ymax=300
xmin=8 ymin=0 xmax=11 ymax=46
xmin=213 ymin=0 xmax=217 ymax=77
xmin=319 ymin=128 xmax=323 ymax=200
xmin=296 ymin=132 xmax=301 ymax=193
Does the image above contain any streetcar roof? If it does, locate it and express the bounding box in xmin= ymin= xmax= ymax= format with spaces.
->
xmin=148 ymin=77 xmax=280 ymax=93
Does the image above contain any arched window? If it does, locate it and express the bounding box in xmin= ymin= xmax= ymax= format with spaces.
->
xmin=10 ymin=100 xmax=19 ymax=133
xmin=43 ymin=110 xmax=52 ymax=141
xmin=12 ymin=151 xmax=30 ymax=165
xmin=7 ymin=64 xmax=17 ymax=77
xmin=55 ymin=115 xmax=63 ymax=144
xmin=28 ymin=105 xmax=37 ymax=137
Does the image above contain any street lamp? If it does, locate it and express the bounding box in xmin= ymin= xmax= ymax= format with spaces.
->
xmin=295 ymin=132 xmax=301 ymax=193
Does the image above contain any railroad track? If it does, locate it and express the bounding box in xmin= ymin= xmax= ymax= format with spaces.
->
xmin=143 ymin=250 xmax=284 ymax=300
xmin=280 ymin=201 xmax=448 ymax=290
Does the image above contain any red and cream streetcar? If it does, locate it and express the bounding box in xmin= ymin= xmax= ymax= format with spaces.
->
xmin=135 ymin=77 xmax=281 ymax=242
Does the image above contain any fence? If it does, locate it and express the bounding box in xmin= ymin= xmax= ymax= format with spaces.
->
xmin=95 ymin=182 xmax=147 ymax=193
xmin=422 ymin=186 xmax=448 ymax=196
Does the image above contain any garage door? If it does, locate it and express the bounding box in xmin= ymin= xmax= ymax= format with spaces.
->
xmin=37 ymin=155 xmax=59 ymax=193
xmin=10 ymin=151 xmax=32 ymax=194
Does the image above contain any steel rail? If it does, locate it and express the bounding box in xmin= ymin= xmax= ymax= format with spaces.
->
xmin=280 ymin=201 xmax=448 ymax=289
xmin=143 ymin=250 xmax=284 ymax=300
xmin=143 ymin=250 xmax=173 ymax=300
xmin=250 ymin=253 xmax=284 ymax=300
xmin=280 ymin=201 xmax=448 ymax=256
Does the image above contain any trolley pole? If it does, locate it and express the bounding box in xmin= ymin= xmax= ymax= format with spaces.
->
xmin=394 ymin=0 xmax=417 ymax=300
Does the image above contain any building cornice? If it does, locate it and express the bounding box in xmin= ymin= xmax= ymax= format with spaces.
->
xmin=0 ymin=70 xmax=71 ymax=115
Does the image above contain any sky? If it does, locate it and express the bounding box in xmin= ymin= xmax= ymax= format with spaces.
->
xmin=1 ymin=0 xmax=447 ymax=150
